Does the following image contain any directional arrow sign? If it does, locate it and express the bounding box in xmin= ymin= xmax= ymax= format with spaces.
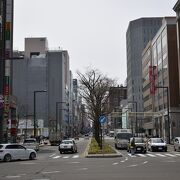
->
xmin=99 ymin=116 xmax=107 ymax=124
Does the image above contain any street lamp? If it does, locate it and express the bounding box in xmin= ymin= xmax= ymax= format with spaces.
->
xmin=123 ymin=107 xmax=132 ymax=129
xmin=56 ymin=102 xmax=66 ymax=136
xmin=156 ymin=86 xmax=170 ymax=143
xmin=128 ymin=101 xmax=137 ymax=135
xmin=33 ymin=90 xmax=47 ymax=137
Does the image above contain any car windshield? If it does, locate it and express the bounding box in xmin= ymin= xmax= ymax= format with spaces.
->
xmin=62 ymin=141 xmax=73 ymax=144
xmin=152 ymin=138 xmax=164 ymax=143
xmin=135 ymin=138 xmax=144 ymax=143
xmin=117 ymin=133 xmax=132 ymax=140
xmin=24 ymin=139 xmax=36 ymax=143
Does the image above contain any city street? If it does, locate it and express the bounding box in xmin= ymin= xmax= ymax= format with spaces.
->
xmin=0 ymin=137 xmax=180 ymax=180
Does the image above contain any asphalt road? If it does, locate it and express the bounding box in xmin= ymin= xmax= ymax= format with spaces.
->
xmin=0 ymin=137 xmax=180 ymax=180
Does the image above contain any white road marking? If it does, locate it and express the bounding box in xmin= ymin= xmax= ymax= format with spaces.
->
xmin=137 ymin=154 xmax=146 ymax=157
xmin=63 ymin=156 xmax=70 ymax=159
xmin=72 ymin=155 xmax=79 ymax=158
xmin=20 ymin=162 xmax=36 ymax=165
xmin=78 ymin=168 xmax=88 ymax=171
xmin=68 ymin=161 xmax=80 ymax=164
xmin=175 ymin=153 xmax=180 ymax=156
xmin=49 ymin=153 xmax=56 ymax=157
xmin=127 ymin=164 xmax=138 ymax=167
xmin=120 ymin=160 xmax=125 ymax=162
xmin=52 ymin=155 xmax=61 ymax=159
xmin=6 ymin=176 xmax=21 ymax=178
xmin=146 ymin=154 xmax=156 ymax=157
xmin=18 ymin=174 xmax=26 ymax=176
xmin=165 ymin=153 xmax=176 ymax=157
xmin=112 ymin=162 xmax=119 ymax=165
xmin=128 ymin=154 xmax=136 ymax=157
xmin=42 ymin=171 xmax=61 ymax=174
xmin=163 ymin=160 xmax=176 ymax=163
xmin=155 ymin=154 xmax=166 ymax=157
xmin=142 ymin=161 xmax=148 ymax=164
xmin=33 ymin=179 xmax=50 ymax=180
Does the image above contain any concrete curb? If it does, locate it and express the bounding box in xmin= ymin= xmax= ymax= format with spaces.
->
xmin=84 ymin=138 xmax=123 ymax=158
xmin=85 ymin=153 xmax=123 ymax=158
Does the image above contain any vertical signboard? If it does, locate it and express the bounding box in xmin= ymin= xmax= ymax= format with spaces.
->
xmin=149 ymin=66 xmax=157 ymax=94
xmin=2 ymin=0 xmax=13 ymax=142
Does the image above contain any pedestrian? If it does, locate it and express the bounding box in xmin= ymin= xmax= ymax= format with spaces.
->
xmin=130 ymin=137 xmax=136 ymax=155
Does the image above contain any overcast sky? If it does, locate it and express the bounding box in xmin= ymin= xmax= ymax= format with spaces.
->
xmin=14 ymin=0 xmax=177 ymax=84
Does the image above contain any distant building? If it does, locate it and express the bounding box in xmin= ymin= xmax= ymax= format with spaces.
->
xmin=108 ymin=85 xmax=127 ymax=129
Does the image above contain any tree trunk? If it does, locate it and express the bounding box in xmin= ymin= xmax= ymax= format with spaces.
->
xmin=94 ymin=119 xmax=101 ymax=147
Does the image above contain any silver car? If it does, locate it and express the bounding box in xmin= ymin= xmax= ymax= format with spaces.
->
xmin=174 ymin=137 xmax=180 ymax=151
xmin=23 ymin=138 xmax=39 ymax=151
xmin=0 ymin=144 xmax=37 ymax=162
xmin=147 ymin=138 xmax=167 ymax=152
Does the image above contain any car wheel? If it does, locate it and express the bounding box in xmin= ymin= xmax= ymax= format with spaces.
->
xmin=60 ymin=150 xmax=63 ymax=154
xmin=4 ymin=154 xmax=12 ymax=162
xmin=29 ymin=152 xmax=36 ymax=160
xmin=174 ymin=146 xmax=176 ymax=151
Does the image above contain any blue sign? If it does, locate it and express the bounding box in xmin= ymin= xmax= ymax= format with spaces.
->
xmin=99 ymin=116 xmax=107 ymax=124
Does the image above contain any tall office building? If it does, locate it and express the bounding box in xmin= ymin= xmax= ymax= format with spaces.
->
xmin=126 ymin=18 xmax=162 ymax=116
xmin=12 ymin=37 xmax=70 ymax=137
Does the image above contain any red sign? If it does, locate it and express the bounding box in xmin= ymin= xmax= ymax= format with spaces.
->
xmin=149 ymin=66 xmax=157 ymax=94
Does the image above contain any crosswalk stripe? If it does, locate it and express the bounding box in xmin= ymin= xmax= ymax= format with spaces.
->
xmin=175 ymin=154 xmax=180 ymax=156
xmin=146 ymin=154 xmax=156 ymax=157
xmin=165 ymin=153 xmax=176 ymax=157
xmin=49 ymin=153 xmax=56 ymax=157
xmin=72 ymin=155 xmax=79 ymax=158
xmin=126 ymin=152 xmax=180 ymax=158
xmin=137 ymin=154 xmax=146 ymax=157
xmin=155 ymin=154 xmax=166 ymax=157
xmin=63 ymin=156 xmax=70 ymax=159
xmin=52 ymin=155 xmax=61 ymax=159
xmin=128 ymin=154 xmax=136 ymax=157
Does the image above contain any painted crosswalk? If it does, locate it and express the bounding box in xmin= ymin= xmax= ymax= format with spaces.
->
xmin=49 ymin=154 xmax=80 ymax=159
xmin=128 ymin=153 xmax=180 ymax=158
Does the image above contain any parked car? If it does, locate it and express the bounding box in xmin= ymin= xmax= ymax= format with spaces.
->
xmin=174 ymin=137 xmax=180 ymax=151
xmin=127 ymin=137 xmax=147 ymax=153
xmin=0 ymin=144 xmax=37 ymax=162
xmin=23 ymin=138 xmax=39 ymax=151
xmin=58 ymin=139 xmax=77 ymax=154
xmin=147 ymin=138 xmax=167 ymax=152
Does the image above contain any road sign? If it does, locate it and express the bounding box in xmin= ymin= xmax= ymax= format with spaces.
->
xmin=99 ymin=115 xmax=107 ymax=124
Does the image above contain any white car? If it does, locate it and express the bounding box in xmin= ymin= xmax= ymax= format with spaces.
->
xmin=147 ymin=138 xmax=167 ymax=152
xmin=58 ymin=139 xmax=77 ymax=154
xmin=0 ymin=144 xmax=37 ymax=162
xmin=174 ymin=137 xmax=180 ymax=151
xmin=23 ymin=138 xmax=39 ymax=151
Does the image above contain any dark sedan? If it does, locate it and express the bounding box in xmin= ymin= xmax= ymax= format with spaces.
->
xmin=127 ymin=137 xmax=147 ymax=153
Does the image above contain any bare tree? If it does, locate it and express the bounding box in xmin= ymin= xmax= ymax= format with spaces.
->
xmin=77 ymin=68 xmax=115 ymax=146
